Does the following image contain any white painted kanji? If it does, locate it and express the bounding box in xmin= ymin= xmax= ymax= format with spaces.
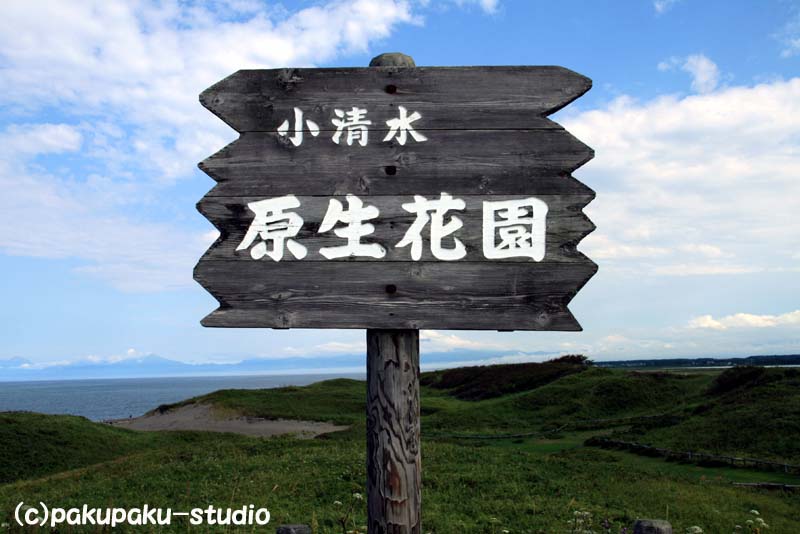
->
xmin=236 ymin=195 xmax=307 ymax=261
xmin=383 ymin=106 xmax=427 ymax=145
xmin=331 ymin=107 xmax=372 ymax=146
xmin=276 ymin=107 xmax=320 ymax=146
xmin=317 ymin=194 xmax=386 ymax=259
xmin=397 ymin=193 xmax=465 ymax=260
xmin=482 ymin=197 xmax=548 ymax=261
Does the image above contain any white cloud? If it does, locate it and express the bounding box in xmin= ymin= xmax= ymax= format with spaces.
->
xmin=282 ymin=331 xmax=508 ymax=358
xmin=781 ymin=36 xmax=800 ymax=58
xmin=0 ymin=124 xmax=83 ymax=156
xmin=586 ymin=235 xmax=669 ymax=259
xmin=565 ymin=77 xmax=800 ymax=279
xmin=0 ymin=1 xmax=452 ymax=291
xmin=591 ymin=334 xmax=662 ymax=356
xmin=0 ymin=0 xmax=418 ymax=181
xmin=469 ymin=0 xmax=500 ymax=14
xmin=272 ymin=333 xmax=521 ymax=360
xmin=420 ymin=330 xmax=510 ymax=352
xmin=233 ymin=332 xmax=515 ymax=362
xmin=316 ymin=341 xmax=367 ymax=353
xmin=682 ymin=54 xmax=720 ymax=93
xmin=687 ymin=315 xmax=725 ymax=330
xmin=283 ymin=339 xmax=366 ymax=357
xmin=653 ymin=0 xmax=680 ymax=14
xmin=776 ymin=11 xmax=800 ymax=58
xmin=0 ymin=1 xmax=416 ymax=106
xmin=0 ymin=125 xmax=212 ymax=291
xmin=679 ymin=243 xmax=725 ymax=258
xmin=688 ymin=310 xmax=800 ymax=330
xmin=479 ymin=0 xmax=500 ymax=13
xmin=652 ymin=264 xmax=761 ymax=276
xmin=433 ymin=0 xmax=500 ymax=14
xmin=658 ymin=54 xmax=720 ymax=93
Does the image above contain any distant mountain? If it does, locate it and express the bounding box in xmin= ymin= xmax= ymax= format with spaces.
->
xmin=9 ymin=351 xmax=795 ymax=382
xmin=0 ymin=349 xmax=552 ymax=382
xmin=596 ymin=354 xmax=800 ymax=368
xmin=0 ymin=357 xmax=33 ymax=369
xmin=0 ymin=355 xmax=202 ymax=381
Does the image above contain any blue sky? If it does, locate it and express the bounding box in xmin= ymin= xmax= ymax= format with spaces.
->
xmin=1 ymin=0 xmax=799 ymax=373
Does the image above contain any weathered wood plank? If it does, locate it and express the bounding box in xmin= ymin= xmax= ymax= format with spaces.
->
xmin=193 ymin=261 xmax=596 ymax=330
xmin=201 ymin=66 xmax=591 ymax=132
xmin=197 ymin=194 xmax=595 ymax=263
xmin=199 ymin=129 xmax=594 ymax=197
xmin=195 ymin=62 xmax=597 ymax=331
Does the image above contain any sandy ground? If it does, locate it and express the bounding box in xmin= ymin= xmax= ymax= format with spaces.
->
xmin=107 ymin=403 xmax=347 ymax=438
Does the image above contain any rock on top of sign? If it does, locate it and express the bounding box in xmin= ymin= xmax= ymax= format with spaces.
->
xmin=369 ymin=52 xmax=416 ymax=67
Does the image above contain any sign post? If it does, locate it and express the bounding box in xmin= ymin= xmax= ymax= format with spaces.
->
xmin=195 ymin=52 xmax=596 ymax=533
xmin=365 ymin=53 xmax=421 ymax=534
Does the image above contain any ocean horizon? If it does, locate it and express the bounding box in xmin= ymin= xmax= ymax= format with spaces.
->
xmin=0 ymin=373 xmax=364 ymax=421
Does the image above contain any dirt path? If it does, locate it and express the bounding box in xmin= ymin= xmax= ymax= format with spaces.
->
xmin=107 ymin=403 xmax=347 ymax=438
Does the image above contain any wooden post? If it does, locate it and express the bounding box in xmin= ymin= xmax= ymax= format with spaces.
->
xmin=365 ymin=53 xmax=422 ymax=534
xmin=366 ymin=329 xmax=421 ymax=534
xmin=366 ymin=54 xmax=422 ymax=534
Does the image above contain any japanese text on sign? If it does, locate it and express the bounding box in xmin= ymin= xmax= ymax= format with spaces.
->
xmin=236 ymin=194 xmax=548 ymax=262
xmin=277 ymin=106 xmax=427 ymax=146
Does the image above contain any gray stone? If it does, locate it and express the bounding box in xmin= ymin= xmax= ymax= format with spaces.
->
xmin=369 ymin=52 xmax=416 ymax=67
xmin=634 ymin=519 xmax=673 ymax=534
xmin=276 ymin=525 xmax=311 ymax=534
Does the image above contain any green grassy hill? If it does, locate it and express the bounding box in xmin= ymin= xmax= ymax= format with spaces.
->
xmin=0 ymin=412 xmax=152 ymax=483
xmin=420 ymin=366 xmax=712 ymax=435
xmin=0 ymin=412 xmax=227 ymax=484
xmin=2 ymin=361 xmax=799 ymax=533
xmin=616 ymin=366 xmax=800 ymax=462
xmin=419 ymin=355 xmax=590 ymax=400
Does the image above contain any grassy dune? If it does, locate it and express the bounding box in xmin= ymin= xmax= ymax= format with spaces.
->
xmin=1 ymin=361 xmax=799 ymax=533
xmin=620 ymin=366 xmax=800 ymax=461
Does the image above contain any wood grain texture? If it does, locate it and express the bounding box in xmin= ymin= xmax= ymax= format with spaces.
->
xmin=197 ymin=194 xmax=595 ymax=263
xmin=193 ymin=261 xmax=597 ymax=330
xmin=194 ymin=64 xmax=597 ymax=331
xmin=366 ymin=329 xmax=421 ymax=534
xmin=199 ymin=129 xmax=594 ymax=197
xmin=200 ymin=66 xmax=591 ymax=132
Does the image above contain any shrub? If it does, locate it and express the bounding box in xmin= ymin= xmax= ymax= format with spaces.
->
xmin=708 ymin=366 xmax=765 ymax=395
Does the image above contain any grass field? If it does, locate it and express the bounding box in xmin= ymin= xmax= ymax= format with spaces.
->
xmin=2 ymin=361 xmax=799 ymax=533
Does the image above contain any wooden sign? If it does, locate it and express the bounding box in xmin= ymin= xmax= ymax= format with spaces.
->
xmin=195 ymin=66 xmax=596 ymax=330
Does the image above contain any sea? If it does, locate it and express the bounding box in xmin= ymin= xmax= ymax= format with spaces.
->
xmin=0 ymin=374 xmax=363 ymax=422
